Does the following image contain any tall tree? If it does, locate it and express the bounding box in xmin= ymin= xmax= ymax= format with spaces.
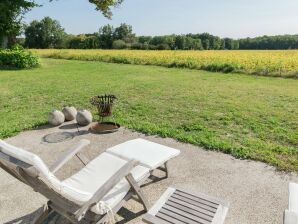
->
xmin=1 ymin=0 xmax=124 ymax=48
xmin=0 ymin=0 xmax=37 ymax=48
xmin=175 ymin=36 xmax=186 ymax=50
xmin=98 ymin=24 xmax=114 ymax=49
xmin=25 ymin=17 xmax=66 ymax=48
xmin=113 ymin=23 xmax=135 ymax=42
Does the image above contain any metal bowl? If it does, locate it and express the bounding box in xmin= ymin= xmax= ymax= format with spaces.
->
xmin=89 ymin=122 xmax=120 ymax=134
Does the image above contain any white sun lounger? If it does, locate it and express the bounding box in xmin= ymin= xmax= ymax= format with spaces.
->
xmin=106 ymin=138 xmax=181 ymax=177
xmin=0 ymin=138 xmax=180 ymax=224
xmin=284 ymin=182 xmax=298 ymax=224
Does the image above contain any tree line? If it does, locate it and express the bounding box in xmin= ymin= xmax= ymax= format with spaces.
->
xmin=0 ymin=0 xmax=121 ymax=48
xmin=21 ymin=17 xmax=298 ymax=50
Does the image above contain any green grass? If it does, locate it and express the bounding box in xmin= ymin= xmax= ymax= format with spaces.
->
xmin=0 ymin=58 xmax=297 ymax=171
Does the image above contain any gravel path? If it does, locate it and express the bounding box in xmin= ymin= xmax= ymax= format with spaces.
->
xmin=1 ymin=121 xmax=297 ymax=224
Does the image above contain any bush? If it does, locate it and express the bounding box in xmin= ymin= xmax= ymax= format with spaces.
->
xmin=157 ymin=44 xmax=170 ymax=50
xmin=112 ymin=40 xmax=127 ymax=49
xmin=0 ymin=45 xmax=39 ymax=69
xmin=131 ymin=42 xmax=143 ymax=50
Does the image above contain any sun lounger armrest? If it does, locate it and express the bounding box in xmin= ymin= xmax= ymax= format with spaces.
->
xmin=75 ymin=159 xmax=139 ymax=221
xmin=49 ymin=139 xmax=90 ymax=174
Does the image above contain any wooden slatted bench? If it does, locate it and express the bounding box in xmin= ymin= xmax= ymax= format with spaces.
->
xmin=143 ymin=187 xmax=230 ymax=224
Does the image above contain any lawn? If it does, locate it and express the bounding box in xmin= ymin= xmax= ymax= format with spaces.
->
xmin=0 ymin=58 xmax=297 ymax=171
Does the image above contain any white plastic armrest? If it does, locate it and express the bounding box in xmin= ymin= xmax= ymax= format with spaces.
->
xmin=49 ymin=139 xmax=90 ymax=173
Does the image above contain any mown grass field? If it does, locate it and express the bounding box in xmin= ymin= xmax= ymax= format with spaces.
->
xmin=34 ymin=49 xmax=298 ymax=78
xmin=0 ymin=58 xmax=297 ymax=171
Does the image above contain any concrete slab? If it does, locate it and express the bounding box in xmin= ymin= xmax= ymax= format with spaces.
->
xmin=0 ymin=121 xmax=297 ymax=224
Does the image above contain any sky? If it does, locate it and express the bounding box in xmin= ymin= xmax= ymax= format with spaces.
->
xmin=24 ymin=0 xmax=298 ymax=39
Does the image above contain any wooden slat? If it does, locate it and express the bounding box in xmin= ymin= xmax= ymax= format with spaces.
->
xmin=126 ymin=173 xmax=150 ymax=211
xmin=144 ymin=188 xmax=229 ymax=224
xmin=170 ymin=195 xmax=218 ymax=213
xmin=158 ymin=208 xmax=203 ymax=224
xmin=76 ymin=152 xmax=90 ymax=165
xmin=162 ymin=205 xmax=212 ymax=224
xmin=211 ymin=205 xmax=229 ymax=224
xmin=143 ymin=213 xmax=173 ymax=224
xmin=147 ymin=187 xmax=176 ymax=216
xmin=174 ymin=192 xmax=219 ymax=209
xmin=166 ymin=200 xmax=215 ymax=218
xmin=49 ymin=139 xmax=90 ymax=173
xmin=176 ymin=188 xmax=229 ymax=208
xmin=175 ymin=190 xmax=219 ymax=207
xmin=165 ymin=201 xmax=214 ymax=221
xmin=156 ymin=212 xmax=187 ymax=224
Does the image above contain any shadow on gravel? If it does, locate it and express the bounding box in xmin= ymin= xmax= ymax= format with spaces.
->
xmin=4 ymin=206 xmax=144 ymax=224
xmin=59 ymin=123 xmax=79 ymax=130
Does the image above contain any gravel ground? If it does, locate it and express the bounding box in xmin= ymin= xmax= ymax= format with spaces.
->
xmin=1 ymin=121 xmax=297 ymax=224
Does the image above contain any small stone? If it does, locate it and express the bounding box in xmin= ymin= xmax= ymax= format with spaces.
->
xmin=62 ymin=106 xmax=77 ymax=121
xmin=48 ymin=110 xmax=65 ymax=126
xmin=76 ymin=109 xmax=92 ymax=126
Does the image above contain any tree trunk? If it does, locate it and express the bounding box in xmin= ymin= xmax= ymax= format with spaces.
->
xmin=1 ymin=36 xmax=8 ymax=48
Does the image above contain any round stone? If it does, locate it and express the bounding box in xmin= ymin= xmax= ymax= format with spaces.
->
xmin=62 ymin=106 xmax=77 ymax=121
xmin=76 ymin=109 xmax=92 ymax=126
xmin=48 ymin=110 xmax=65 ymax=126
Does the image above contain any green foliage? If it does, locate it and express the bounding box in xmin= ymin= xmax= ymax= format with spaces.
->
xmin=112 ymin=40 xmax=127 ymax=49
xmin=22 ymin=19 xmax=240 ymax=51
xmin=131 ymin=42 xmax=145 ymax=50
xmin=24 ymin=17 xmax=66 ymax=49
xmin=98 ymin=24 xmax=114 ymax=49
xmin=224 ymin=38 xmax=240 ymax=50
xmin=0 ymin=58 xmax=297 ymax=171
xmin=239 ymin=35 xmax=298 ymax=49
xmin=113 ymin=23 xmax=135 ymax=43
xmin=22 ymin=17 xmax=298 ymax=51
xmin=0 ymin=0 xmax=37 ymax=47
xmin=67 ymin=34 xmax=99 ymax=49
xmin=0 ymin=0 xmax=122 ymax=48
xmin=0 ymin=45 xmax=39 ymax=69
xmin=87 ymin=0 xmax=124 ymax=18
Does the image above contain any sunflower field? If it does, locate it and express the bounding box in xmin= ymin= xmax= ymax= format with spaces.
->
xmin=33 ymin=49 xmax=298 ymax=78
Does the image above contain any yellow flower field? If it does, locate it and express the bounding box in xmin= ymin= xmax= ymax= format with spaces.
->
xmin=34 ymin=49 xmax=298 ymax=78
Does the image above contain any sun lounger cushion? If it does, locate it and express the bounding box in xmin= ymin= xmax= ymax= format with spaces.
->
xmin=62 ymin=152 xmax=150 ymax=215
xmin=106 ymin=138 xmax=180 ymax=169
xmin=0 ymin=140 xmax=97 ymax=203
xmin=0 ymin=140 xmax=63 ymax=191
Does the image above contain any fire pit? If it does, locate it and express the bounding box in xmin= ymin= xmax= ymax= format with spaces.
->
xmin=90 ymin=94 xmax=120 ymax=133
